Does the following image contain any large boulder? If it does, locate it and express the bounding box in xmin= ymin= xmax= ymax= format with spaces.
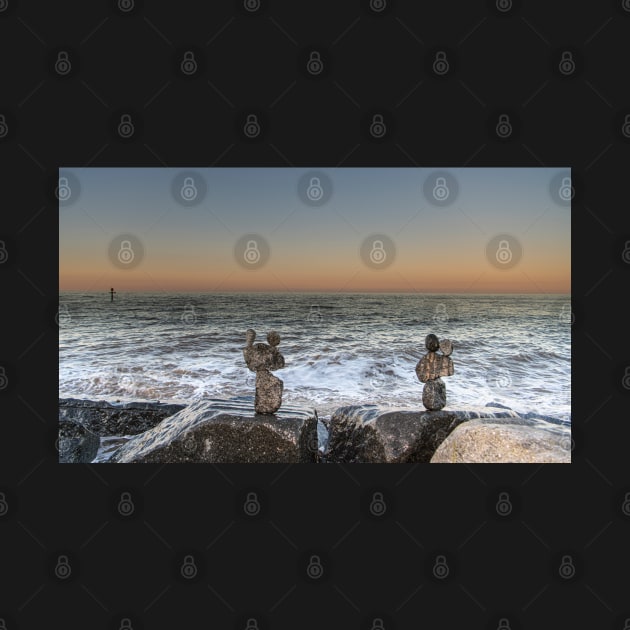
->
xmin=59 ymin=419 xmax=100 ymax=463
xmin=59 ymin=398 xmax=186 ymax=436
xmin=325 ymin=405 xmax=520 ymax=463
xmin=430 ymin=417 xmax=571 ymax=463
xmin=109 ymin=399 xmax=318 ymax=463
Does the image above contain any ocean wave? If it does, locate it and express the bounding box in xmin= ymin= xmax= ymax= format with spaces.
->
xmin=59 ymin=292 xmax=571 ymax=422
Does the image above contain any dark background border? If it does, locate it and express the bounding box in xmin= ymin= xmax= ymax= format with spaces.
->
xmin=1 ymin=1 xmax=629 ymax=628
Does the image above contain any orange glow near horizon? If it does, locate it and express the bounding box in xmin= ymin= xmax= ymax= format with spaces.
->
xmin=59 ymin=167 xmax=571 ymax=294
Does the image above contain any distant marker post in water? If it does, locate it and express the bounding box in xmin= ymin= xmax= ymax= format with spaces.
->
xmin=110 ymin=287 xmax=116 ymax=302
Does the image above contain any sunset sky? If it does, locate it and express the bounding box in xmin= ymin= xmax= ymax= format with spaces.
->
xmin=59 ymin=167 xmax=570 ymax=293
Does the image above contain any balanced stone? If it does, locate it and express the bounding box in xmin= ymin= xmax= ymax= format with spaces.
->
xmin=255 ymin=369 xmax=283 ymax=415
xmin=244 ymin=329 xmax=285 ymax=414
xmin=415 ymin=333 xmax=454 ymax=410
xmin=422 ymin=377 xmax=446 ymax=411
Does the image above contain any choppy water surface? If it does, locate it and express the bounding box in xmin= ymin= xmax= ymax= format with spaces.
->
xmin=59 ymin=292 xmax=571 ymax=422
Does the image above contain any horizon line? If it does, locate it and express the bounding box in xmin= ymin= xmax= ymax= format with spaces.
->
xmin=58 ymin=288 xmax=572 ymax=295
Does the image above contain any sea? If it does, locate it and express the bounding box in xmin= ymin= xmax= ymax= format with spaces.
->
xmin=58 ymin=292 xmax=571 ymax=425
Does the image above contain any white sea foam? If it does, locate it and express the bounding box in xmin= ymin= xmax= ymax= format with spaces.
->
xmin=59 ymin=292 xmax=571 ymax=422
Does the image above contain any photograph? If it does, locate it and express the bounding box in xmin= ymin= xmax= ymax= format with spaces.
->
xmin=58 ymin=167 xmax=571 ymax=463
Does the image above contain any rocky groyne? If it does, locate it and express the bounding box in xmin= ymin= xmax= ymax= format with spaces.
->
xmin=58 ymin=397 xmax=570 ymax=464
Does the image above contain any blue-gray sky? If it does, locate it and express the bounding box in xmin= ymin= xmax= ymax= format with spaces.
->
xmin=59 ymin=167 xmax=570 ymax=293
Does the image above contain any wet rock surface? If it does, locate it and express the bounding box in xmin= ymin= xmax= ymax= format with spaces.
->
xmin=326 ymin=405 xmax=520 ymax=463
xmin=109 ymin=399 xmax=318 ymax=463
xmin=430 ymin=417 xmax=571 ymax=463
xmin=59 ymin=419 xmax=100 ymax=463
xmin=59 ymin=398 xmax=186 ymax=436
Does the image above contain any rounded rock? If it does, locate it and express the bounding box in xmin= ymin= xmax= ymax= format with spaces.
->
xmin=425 ymin=334 xmax=439 ymax=352
xmin=422 ymin=378 xmax=446 ymax=411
